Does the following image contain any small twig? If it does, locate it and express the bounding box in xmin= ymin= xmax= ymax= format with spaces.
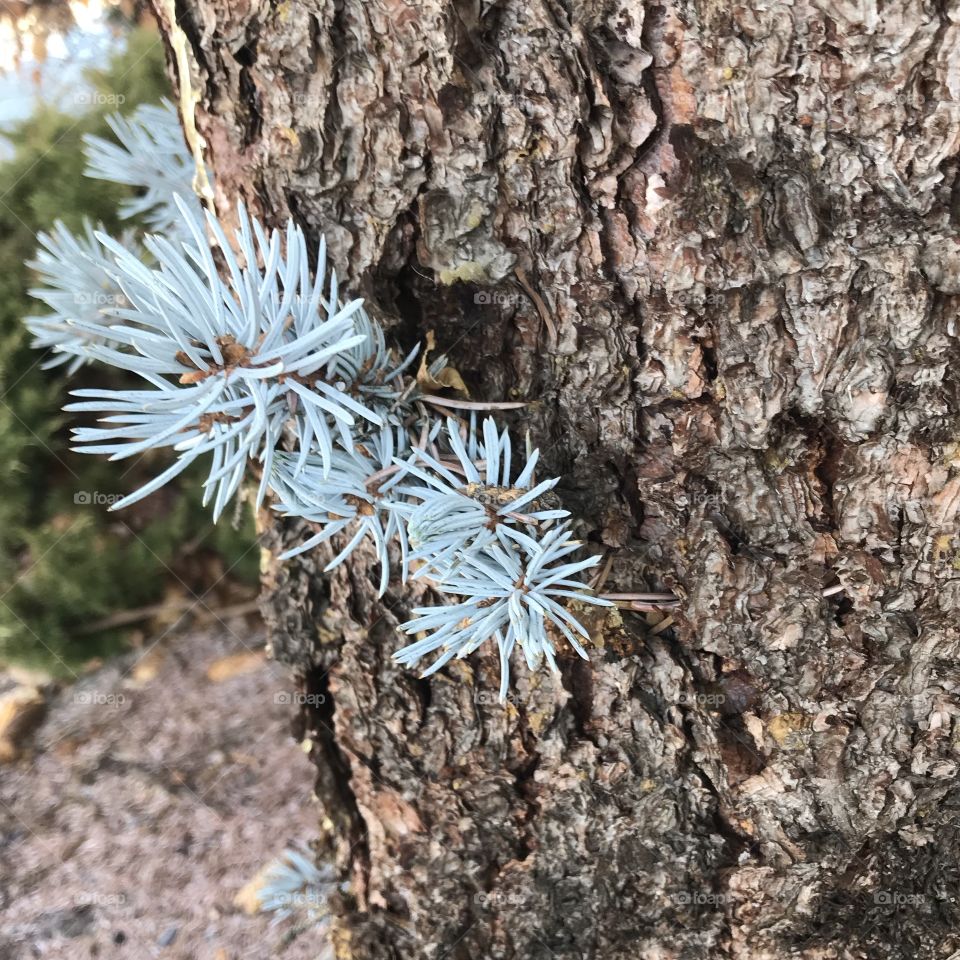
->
xmin=624 ymin=602 xmax=679 ymax=612
xmin=602 ymin=584 xmax=847 ymax=607
xmin=365 ymin=462 xmax=404 ymax=488
xmin=601 ymin=592 xmax=680 ymax=602
xmin=78 ymin=597 xmax=260 ymax=634
xmin=432 ymin=457 xmax=489 ymax=479
xmin=591 ymin=554 xmax=614 ymax=592
xmin=392 ymin=371 xmax=422 ymax=409
xmin=422 ymin=396 xmax=528 ymax=411
xmin=504 ymin=510 xmax=538 ymax=524
xmin=414 ymin=419 xmax=431 ymax=450
xmin=156 ymin=0 xmax=215 ymax=207
xmin=515 ymin=266 xmax=558 ymax=349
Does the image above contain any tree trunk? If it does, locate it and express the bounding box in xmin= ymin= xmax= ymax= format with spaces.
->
xmin=155 ymin=2 xmax=960 ymax=957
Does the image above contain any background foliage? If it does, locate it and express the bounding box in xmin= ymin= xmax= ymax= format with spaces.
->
xmin=0 ymin=28 xmax=258 ymax=675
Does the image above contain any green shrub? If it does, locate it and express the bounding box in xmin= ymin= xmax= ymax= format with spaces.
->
xmin=0 ymin=28 xmax=258 ymax=675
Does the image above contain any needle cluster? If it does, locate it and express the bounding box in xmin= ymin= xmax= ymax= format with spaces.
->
xmin=24 ymin=101 xmax=610 ymax=701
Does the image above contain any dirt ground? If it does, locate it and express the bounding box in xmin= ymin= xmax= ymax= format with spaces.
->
xmin=0 ymin=618 xmax=331 ymax=959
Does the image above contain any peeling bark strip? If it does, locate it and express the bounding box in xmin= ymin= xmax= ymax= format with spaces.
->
xmin=159 ymin=1 xmax=960 ymax=957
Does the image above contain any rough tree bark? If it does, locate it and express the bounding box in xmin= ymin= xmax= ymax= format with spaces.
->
xmin=154 ymin=1 xmax=960 ymax=957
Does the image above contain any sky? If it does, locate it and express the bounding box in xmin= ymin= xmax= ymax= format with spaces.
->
xmin=0 ymin=1 xmax=125 ymax=157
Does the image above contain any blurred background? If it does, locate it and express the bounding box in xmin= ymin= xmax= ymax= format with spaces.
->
xmin=0 ymin=7 xmax=323 ymax=958
xmin=0 ymin=0 xmax=258 ymax=677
